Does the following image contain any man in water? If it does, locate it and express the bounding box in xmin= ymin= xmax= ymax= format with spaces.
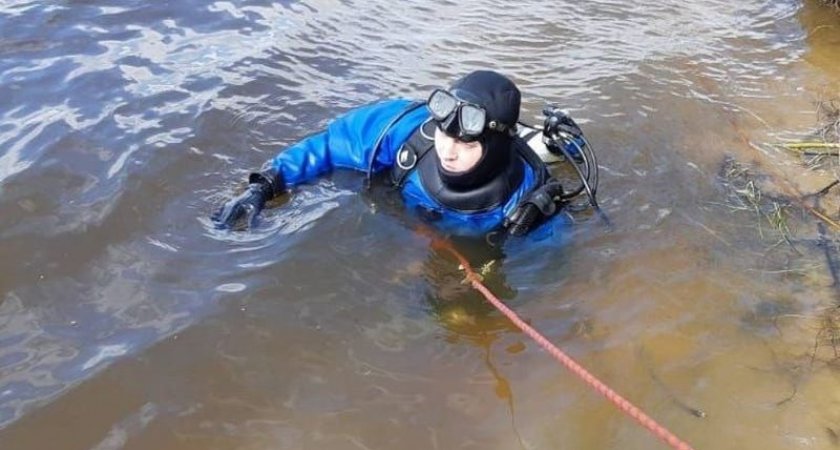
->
xmin=212 ymin=70 xmax=591 ymax=239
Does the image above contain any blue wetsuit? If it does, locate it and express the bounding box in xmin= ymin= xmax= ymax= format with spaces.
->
xmin=270 ymin=99 xmax=568 ymax=239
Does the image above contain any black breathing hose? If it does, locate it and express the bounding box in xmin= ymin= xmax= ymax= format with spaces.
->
xmin=549 ymin=132 xmax=610 ymax=227
xmin=518 ymin=116 xmax=610 ymax=227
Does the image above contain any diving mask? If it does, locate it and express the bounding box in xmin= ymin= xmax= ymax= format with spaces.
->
xmin=427 ymin=89 xmax=511 ymax=142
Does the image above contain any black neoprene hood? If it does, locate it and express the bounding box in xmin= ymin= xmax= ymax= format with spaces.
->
xmin=436 ymin=70 xmax=522 ymax=190
xmin=449 ymin=70 xmax=521 ymax=129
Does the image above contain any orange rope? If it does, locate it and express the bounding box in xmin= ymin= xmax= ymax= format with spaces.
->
xmin=427 ymin=234 xmax=695 ymax=450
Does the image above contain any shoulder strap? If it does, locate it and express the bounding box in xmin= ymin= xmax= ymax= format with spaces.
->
xmin=391 ymin=120 xmax=436 ymax=188
xmin=365 ymin=101 xmax=426 ymax=186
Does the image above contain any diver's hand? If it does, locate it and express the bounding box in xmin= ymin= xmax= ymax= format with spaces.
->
xmin=212 ymin=183 xmax=269 ymax=229
xmin=505 ymin=181 xmax=564 ymax=236
xmin=506 ymin=203 xmax=541 ymax=237
xmin=542 ymin=106 xmax=583 ymax=140
xmin=212 ymin=169 xmax=285 ymax=230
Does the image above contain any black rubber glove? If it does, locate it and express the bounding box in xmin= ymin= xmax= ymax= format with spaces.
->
xmin=212 ymin=169 xmax=284 ymax=230
xmin=505 ymin=181 xmax=563 ymax=236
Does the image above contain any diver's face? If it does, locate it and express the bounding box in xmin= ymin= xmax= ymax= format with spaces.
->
xmin=434 ymin=127 xmax=483 ymax=173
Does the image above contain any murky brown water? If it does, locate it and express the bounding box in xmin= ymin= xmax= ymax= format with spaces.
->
xmin=1 ymin=0 xmax=839 ymax=448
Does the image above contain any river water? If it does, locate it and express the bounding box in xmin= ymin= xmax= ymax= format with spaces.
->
xmin=1 ymin=0 xmax=840 ymax=449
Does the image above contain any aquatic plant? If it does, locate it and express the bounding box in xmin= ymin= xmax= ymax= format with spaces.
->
xmin=768 ymin=97 xmax=840 ymax=236
xmin=717 ymin=158 xmax=798 ymax=247
xmin=775 ymin=99 xmax=840 ymax=173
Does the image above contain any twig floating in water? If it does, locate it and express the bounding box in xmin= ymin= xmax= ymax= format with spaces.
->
xmin=779 ymin=142 xmax=840 ymax=149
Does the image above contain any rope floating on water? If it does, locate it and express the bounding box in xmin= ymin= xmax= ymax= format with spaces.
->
xmin=425 ymin=232 xmax=696 ymax=450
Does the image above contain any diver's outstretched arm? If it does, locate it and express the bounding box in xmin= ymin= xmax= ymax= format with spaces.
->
xmin=212 ymin=99 xmax=426 ymax=229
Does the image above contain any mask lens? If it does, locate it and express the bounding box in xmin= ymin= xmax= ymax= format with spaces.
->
xmin=428 ymin=90 xmax=458 ymax=121
xmin=459 ymin=104 xmax=486 ymax=136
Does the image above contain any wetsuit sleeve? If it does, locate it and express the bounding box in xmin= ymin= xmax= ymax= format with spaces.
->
xmin=269 ymin=99 xmax=420 ymax=188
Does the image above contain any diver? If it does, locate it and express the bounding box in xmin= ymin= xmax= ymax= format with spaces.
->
xmin=212 ymin=70 xmax=601 ymax=239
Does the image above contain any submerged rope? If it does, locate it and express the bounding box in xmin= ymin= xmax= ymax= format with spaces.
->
xmin=425 ymin=232 xmax=695 ymax=450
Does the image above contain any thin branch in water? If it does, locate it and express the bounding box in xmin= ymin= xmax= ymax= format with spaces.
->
xmin=803 ymin=180 xmax=840 ymax=198
xmin=638 ymin=346 xmax=707 ymax=419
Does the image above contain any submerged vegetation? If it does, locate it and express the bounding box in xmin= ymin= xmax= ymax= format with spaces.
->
xmin=802 ymin=98 xmax=839 ymax=219
xmin=773 ymin=97 xmax=840 ymax=231
xmin=780 ymin=98 xmax=840 ymax=368
xmin=717 ymin=95 xmax=840 ymax=370
xmin=782 ymin=99 xmax=840 ymax=175
xmin=717 ymin=158 xmax=799 ymax=248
